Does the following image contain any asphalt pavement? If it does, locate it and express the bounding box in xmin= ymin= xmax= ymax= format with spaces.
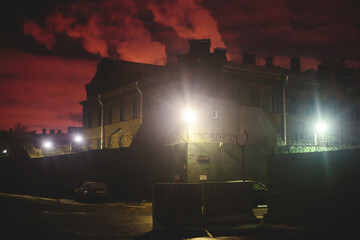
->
xmin=1 ymin=193 xmax=359 ymax=240
xmin=0 ymin=192 xmax=152 ymax=239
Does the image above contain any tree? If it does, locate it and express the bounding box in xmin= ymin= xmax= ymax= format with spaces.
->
xmin=14 ymin=123 xmax=27 ymax=133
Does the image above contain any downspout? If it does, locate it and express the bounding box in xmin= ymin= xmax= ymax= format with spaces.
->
xmin=136 ymin=81 xmax=143 ymax=125
xmin=98 ymin=94 xmax=104 ymax=149
xmin=283 ymin=75 xmax=289 ymax=145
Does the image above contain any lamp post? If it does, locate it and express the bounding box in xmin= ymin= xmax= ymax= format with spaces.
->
xmin=98 ymin=94 xmax=104 ymax=149
xmin=283 ymin=75 xmax=288 ymax=145
xmin=182 ymin=108 xmax=196 ymax=182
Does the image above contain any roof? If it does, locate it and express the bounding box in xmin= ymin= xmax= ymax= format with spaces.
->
xmin=86 ymin=58 xmax=168 ymax=97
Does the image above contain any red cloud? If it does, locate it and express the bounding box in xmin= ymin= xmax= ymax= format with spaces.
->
xmin=23 ymin=20 xmax=56 ymax=50
xmin=0 ymin=49 xmax=97 ymax=133
xmin=147 ymin=0 xmax=227 ymax=56
xmin=22 ymin=0 xmax=166 ymax=65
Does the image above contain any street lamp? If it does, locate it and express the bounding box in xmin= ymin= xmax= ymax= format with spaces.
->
xmin=74 ymin=134 xmax=83 ymax=143
xmin=42 ymin=140 xmax=53 ymax=150
xmin=182 ymin=108 xmax=196 ymax=126
xmin=70 ymin=134 xmax=84 ymax=153
xmin=314 ymin=120 xmax=328 ymax=145
xmin=182 ymin=108 xmax=197 ymax=141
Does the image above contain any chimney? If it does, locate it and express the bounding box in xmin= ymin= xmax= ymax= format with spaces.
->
xmin=42 ymin=129 xmax=46 ymax=135
xmin=242 ymin=53 xmax=256 ymax=65
xmin=265 ymin=56 xmax=274 ymax=68
xmin=290 ymin=57 xmax=301 ymax=73
xmin=213 ymin=48 xmax=227 ymax=61
xmin=57 ymin=130 xmax=62 ymax=134
xmin=50 ymin=129 xmax=55 ymax=134
xmin=189 ymin=39 xmax=211 ymax=55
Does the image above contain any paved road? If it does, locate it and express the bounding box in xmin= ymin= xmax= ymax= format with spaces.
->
xmin=1 ymin=193 xmax=358 ymax=239
xmin=0 ymin=193 xmax=152 ymax=239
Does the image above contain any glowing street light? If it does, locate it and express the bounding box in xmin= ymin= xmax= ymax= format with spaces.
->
xmin=314 ymin=120 xmax=328 ymax=145
xmin=2 ymin=149 xmax=7 ymax=154
xmin=43 ymin=140 xmax=53 ymax=150
xmin=315 ymin=121 xmax=328 ymax=134
xmin=70 ymin=134 xmax=84 ymax=153
xmin=182 ymin=108 xmax=196 ymax=125
xmin=74 ymin=135 xmax=83 ymax=143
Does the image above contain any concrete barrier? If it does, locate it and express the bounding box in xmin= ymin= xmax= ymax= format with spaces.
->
xmin=152 ymin=182 xmax=257 ymax=229
xmin=265 ymin=149 xmax=360 ymax=226
xmin=203 ymin=182 xmax=255 ymax=223
xmin=153 ymin=183 xmax=203 ymax=229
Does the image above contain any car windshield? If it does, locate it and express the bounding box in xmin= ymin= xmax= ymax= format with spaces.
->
xmin=253 ymin=183 xmax=267 ymax=191
xmin=82 ymin=182 xmax=107 ymax=189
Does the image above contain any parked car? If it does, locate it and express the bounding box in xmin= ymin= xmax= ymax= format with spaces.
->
xmin=74 ymin=181 xmax=110 ymax=202
xmin=227 ymin=180 xmax=269 ymax=207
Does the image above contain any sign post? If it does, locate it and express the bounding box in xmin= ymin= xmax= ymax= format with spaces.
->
xmin=236 ymin=129 xmax=248 ymax=182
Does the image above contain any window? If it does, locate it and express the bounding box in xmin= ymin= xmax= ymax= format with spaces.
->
xmin=306 ymin=96 xmax=314 ymax=115
xmin=107 ymin=106 xmax=112 ymax=124
xmin=250 ymin=92 xmax=260 ymax=107
xmin=286 ymin=95 xmax=297 ymax=115
xmin=212 ymin=109 xmax=218 ymax=120
xmin=133 ymin=101 xmax=139 ymax=119
xmin=352 ymin=135 xmax=359 ymax=145
xmin=108 ymin=136 xmax=112 ymax=148
xmin=327 ymin=96 xmax=337 ymax=116
xmin=144 ymin=97 xmax=152 ymax=111
xmin=269 ymin=95 xmax=280 ymax=112
xmin=351 ymin=106 xmax=360 ymax=120
xmin=351 ymin=106 xmax=359 ymax=120
xmin=88 ymin=112 xmax=92 ymax=128
xmin=119 ymin=102 xmax=125 ymax=122
xmin=96 ymin=138 xmax=101 ymax=149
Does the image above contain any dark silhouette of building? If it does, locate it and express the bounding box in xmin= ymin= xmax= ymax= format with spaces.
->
xmin=81 ymin=39 xmax=360 ymax=182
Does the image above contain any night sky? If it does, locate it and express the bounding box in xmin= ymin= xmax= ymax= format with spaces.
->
xmin=1 ymin=0 xmax=359 ymax=133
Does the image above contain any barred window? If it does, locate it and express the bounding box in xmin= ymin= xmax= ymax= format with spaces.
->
xmin=107 ymin=106 xmax=112 ymax=124
xmin=269 ymin=95 xmax=280 ymax=112
xmin=119 ymin=102 xmax=125 ymax=122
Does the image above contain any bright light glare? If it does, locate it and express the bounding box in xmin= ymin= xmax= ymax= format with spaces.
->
xmin=183 ymin=108 xmax=196 ymax=124
xmin=2 ymin=149 xmax=7 ymax=154
xmin=74 ymin=135 xmax=83 ymax=143
xmin=315 ymin=121 xmax=328 ymax=133
xmin=43 ymin=141 xmax=53 ymax=149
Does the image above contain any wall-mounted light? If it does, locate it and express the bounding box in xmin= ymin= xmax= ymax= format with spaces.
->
xmin=315 ymin=121 xmax=328 ymax=134
xmin=314 ymin=120 xmax=329 ymax=145
xmin=43 ymin=141 xmax=53 ymax=150
xmin=182 ymin=108 xmax=196 ymax=125
xmin=73 ymin=135 xmax=83 ymax=143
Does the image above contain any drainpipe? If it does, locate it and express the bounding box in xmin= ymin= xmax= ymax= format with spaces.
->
xmin=136 ymin=81 xmax=143 ymax=125
xmin=283 ymin=75 xmax=288 ymax=145
xmin=98 ymin=94 xmax=104 ymax=149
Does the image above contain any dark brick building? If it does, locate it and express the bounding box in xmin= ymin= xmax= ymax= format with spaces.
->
xmin=81 ymin=39 xmax=360 ymax=183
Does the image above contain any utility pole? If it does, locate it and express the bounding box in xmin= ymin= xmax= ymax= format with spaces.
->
xmin=283 ymin=75 xmax=289 ymax=145
xmin=136 ymin=81 xmax=143 ymax=125
xmin=98 ymin=94 xmax=104 ymax=149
